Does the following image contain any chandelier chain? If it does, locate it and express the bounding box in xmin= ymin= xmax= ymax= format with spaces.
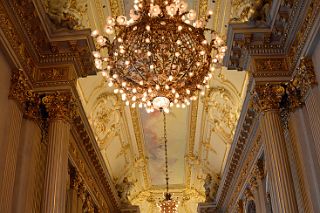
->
xmin=163 ymin=111 xmax=169 ymax=194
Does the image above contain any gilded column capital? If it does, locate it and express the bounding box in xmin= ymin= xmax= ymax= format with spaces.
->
xmin=288 ymin=58 xmax=317 ymax=104
xmin=253 ymin=84 xmax=286 ymax=112
xmin=42 ymin=92 xmax=77 ymax=122
xmin=8 ymin=69 xmax=43 ymax=121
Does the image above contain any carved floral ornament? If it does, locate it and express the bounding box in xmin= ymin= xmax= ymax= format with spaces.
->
xmin=42 ymin=92 xmax=78 ymax=122
xmin=205 ymin=87 xmax=240 ymax=141
xmin=89 ymin=94 xmax=121 ymax=149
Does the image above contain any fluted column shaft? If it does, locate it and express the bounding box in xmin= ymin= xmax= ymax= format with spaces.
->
xmin=42 ymin=119 xmax=70 ymax=213
xmin=304 ymin=87 xmax=320 ymax=166
xmin=12 ymin=118 xmax=42 ymax=213
xmin=0 ymin=100 xmax=23 ymax=212
xmin=260 ymin=110 xmax=298 ymax=213
xmin=289 ymin=107 xmax=320 ymax=212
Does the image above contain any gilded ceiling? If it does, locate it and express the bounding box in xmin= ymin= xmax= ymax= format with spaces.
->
xmin=75 ymin=0 xmax=249 ymax=212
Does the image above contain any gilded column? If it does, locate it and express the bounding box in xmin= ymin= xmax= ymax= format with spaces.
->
xmin=0 ymin=70 xmax=29 ymax=212
xmin=254 ymin=84 xmax=298 ymax=213
xmin=41 ymin=92 xmax=76 ymax=213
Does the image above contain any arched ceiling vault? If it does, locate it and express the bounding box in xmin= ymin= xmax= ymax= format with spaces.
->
xmin=75 ymin=0 xmax=249 ymax=212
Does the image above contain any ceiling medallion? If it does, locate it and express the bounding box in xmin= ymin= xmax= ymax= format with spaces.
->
xmin=92 ymin=0 xmax=226 ymax=112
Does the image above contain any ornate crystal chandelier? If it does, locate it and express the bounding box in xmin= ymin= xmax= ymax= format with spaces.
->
xmin=157 ymin=111 xmax=179 ymax=213
xmin=92 ymin=0 xmax=226 ymax=112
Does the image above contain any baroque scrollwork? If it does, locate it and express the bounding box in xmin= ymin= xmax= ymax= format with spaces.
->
xmin=90 ymin=94 xmax=121 ymax=149
xmin=205 ymin=87 xmax=240 ymax=141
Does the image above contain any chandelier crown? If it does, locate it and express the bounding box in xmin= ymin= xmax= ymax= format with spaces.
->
xmin=92 ymin=0 xmax=226 ymax=112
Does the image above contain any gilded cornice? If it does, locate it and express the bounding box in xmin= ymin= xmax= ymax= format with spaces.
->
xmin=217 ymin=57 xmax=317 ymax=209
xmin=72 ymin=110 xmax=121 ymax=211
xmin=215 ymin=102 xmax=257 ymax=208
xmin=287 ymin=0 xmax=320 ymax=71
xmin=226 ymin=134 xmax=262 ymax=212
xmin=69 ymin=140 xmax=110 ymax=212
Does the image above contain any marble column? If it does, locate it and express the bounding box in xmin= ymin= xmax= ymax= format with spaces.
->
xmin=41 ymin=92 xmax=75 ymax=213
xmin=255 ymin=84 xmax=298 ymax=213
